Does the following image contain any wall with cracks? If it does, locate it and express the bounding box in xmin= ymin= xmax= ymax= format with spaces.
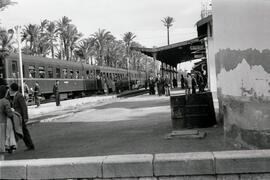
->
xmin=212 ymin=0 xmax=270 ymax=148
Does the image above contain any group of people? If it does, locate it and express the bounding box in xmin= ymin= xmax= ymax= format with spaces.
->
xmin=96 ymin=74 xmax=110 ymax=95
xmin=24 ymin=80 xmax=61 ymax=107
xmin=0 ymin=83 xmax=35 ymax=154
xmin=23 ymin=81 xmax=41 ymax=107
xmin=180 ymin=71 xmax=206 ymax=95
xmin=148 ymin=73 xmax=178 ymax=96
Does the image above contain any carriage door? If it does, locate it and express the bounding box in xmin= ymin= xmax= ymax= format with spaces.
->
xmin=11 ymin=60 xmax=19 ymax=79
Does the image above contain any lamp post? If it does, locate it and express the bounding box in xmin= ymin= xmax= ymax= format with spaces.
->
xmin=14 ymin=26 xmax=24 ymax=96
xmin=127 ymin=56 xmax=130 ymax=90
xmin=126 ymin=46 xmax=131 ymax=91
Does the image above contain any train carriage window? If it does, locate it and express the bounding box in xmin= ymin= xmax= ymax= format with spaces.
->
xmin=48 ymin=67 xmax=53 ymax=78
xmin=70 ymin=70 xmax=73 ymax=79
xmin=29 ymin=65 xmax=35 ymax=78
xmin=75 ymin=70 xmax=79 ymax=79
xmin=86 ymin=70 xmax=90 ymax=79
xmin=56 ymin=68 xmax=61 ymax=78
xmin=63 ymin=68 xmax=67 ymax=79
xmin=11 ymin=61 xmax=18 ymax=78
xmin=90 ymin=70 xmax=94 ymax=79
xmin=38 ymin=66 xmax=45 ymax=78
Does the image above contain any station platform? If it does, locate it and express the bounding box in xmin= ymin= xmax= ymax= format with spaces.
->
xmin=5 ymin=94 xmax=245 ymax=160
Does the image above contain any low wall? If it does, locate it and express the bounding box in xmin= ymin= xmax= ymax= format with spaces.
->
xmin=1 ymin=150 xmax=270 ymax=179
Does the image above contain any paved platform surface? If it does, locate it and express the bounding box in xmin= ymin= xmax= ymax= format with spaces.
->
xmin=27 ymin=95 xmax=117 ymax=122
xmin=5 ymin=94 xmax=246 ymax=160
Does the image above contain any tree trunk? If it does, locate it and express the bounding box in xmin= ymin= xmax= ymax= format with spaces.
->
xmin=167 ymin=27 xmax=170 ymax=45
xmin=51 ymin=42 xmax=54 ymax=59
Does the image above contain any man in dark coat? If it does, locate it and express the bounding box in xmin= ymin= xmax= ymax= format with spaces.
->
xmin=34 ymin=81 xmax=41 ymax=107
xmin=53 ymin=80 xmax=60 ymax=106
xmin=173 ymin=77 xmax=178 ymax=88
xmin=164 ymin=74 xmax=171 ymax=96
xmin=156 ymin=73 xmax=164 ymax=96
xmin=191 ymin=74 xmax=197 ymax=94
xmin=10 ymin=83 xmax=35 ymax=151
xmin=148 ymin=76 xmax=155 ymax=95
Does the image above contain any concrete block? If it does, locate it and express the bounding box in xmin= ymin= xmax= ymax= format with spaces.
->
xmin=159 ymin=176 xmax=215 ymax=180
xmin=154 ymin=152 xmax=214 ymax=176
xmin=0 ymin=160 xmax=28 ymax=179
xmin=27 ymin=156 xmax=105 ymax=179
xmin=214 ymin=150 xmax=270 ymax=174
xmin=113 ymin=178 xmax=138 ymax=180
xmin=159 ymin=177 xmax=185 ymax=180
xmin=103 ymin=154 xmax=153 ymax=178
xmin=139 ymin=177 xmax=157 ymax=180
xmin=240 ymin=173 xmax=270 ymax=180
xmin=184 ymin=176 xmax=216 ymax=180
xmin=139 ymin=177 xmax=158 ymax=180
xmin=217 ymin=175 xmax=240 ymax=180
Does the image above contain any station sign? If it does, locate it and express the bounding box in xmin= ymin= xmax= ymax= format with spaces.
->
xmin=194 ymin=54 xmax=205 ymax=59
xmin=190 ymin=45 xmax=204 ymax=51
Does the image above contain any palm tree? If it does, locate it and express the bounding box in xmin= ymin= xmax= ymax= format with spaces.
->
xmin=123 ymin=32 xmax=136 ymax=53
xmin=123 ymin=32 xmax=136 ymax=69
xmin=66 ymin=24 xmax=82 ymax=61
xmin=161 ymin=16 xmax=174 ymax=45
xmin=74 ymin=37 xmax=95 ymax=64
xmin=0 ymin=28 xmax=15 ymax=59
xmin=40 ymin=19 xmax=49 ymax=33
xmin=56 ymin=16 xmax=72 ymax=60
xmin=92 ymin=28 xmax=113 ymax=66
xmin=36 ymin=20 xmax=50 ymax=57
xmin=22 ymin=24 xmax=40 ymax=55
xmin=45 ymin=21 xmax=58 ymax=58
xmin=0 ymin=0 xmax=16 ymax=11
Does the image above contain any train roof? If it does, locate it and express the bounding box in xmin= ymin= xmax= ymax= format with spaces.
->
xmin=6 ymin=53 xmax=145 ymax=73
xmin=7 ymin=53 xmax=86 ymax=68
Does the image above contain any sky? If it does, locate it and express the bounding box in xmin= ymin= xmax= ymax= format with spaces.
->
xmin=0 ymin=0 xmax=202 ymax=48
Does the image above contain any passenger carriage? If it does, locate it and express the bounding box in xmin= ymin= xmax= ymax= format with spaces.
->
xmin=0 ymin=53 xmax=147 ymax=99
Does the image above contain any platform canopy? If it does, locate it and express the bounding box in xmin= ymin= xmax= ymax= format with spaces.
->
xmin=132 ymin=37 xmax=205 ymax=67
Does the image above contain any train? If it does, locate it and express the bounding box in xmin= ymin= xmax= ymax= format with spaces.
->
xmin=0 ymin=53 xmax=147 ymax=100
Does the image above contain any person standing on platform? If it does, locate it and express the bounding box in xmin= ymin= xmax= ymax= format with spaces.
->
xmin=180 ymin=74 xmax=185 ymax=89
xmin=96 ymin=74 xmax=102 ymax=94
xmin=186 ymin=73 xmax=192 ymax=95
xmin=164 ymin=74 xmax=171 ymax=96
xmin=191 ymin=74 xmax=197 ymax=94
xmin=9 ymin=83 xmax=35 ymax=151
xmin=53 ymin=80 xmax=60 ymax=106
xmin=0 ymin=85 xmax=15 ymax=153
xmin=197 ymin=72 xmax=205 ymax=93
xmin=103 ymin=76 xmax=109 ymax=95
xmin=173 ymin=77 xmax=178 ymax=88
xmin=156 ymin=73 xmax=164 ymax=96
xmin=149 ymin=76 xmax=155 ymax=95
xmin=34 ymin=81 xmax=41 ymax=107
xmin=23 ymin=81 xmax=30 ymax=103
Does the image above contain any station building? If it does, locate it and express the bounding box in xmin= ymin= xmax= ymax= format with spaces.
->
xmin=136 ymin=0 xmax=270 ymax=149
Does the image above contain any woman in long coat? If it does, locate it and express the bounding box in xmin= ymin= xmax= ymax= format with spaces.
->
xmin=0 ymin=85 xmax=15 ymax=153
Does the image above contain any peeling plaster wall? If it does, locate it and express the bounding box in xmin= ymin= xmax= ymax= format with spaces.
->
xmin=213 ymin=0 xmax=270 ymax=148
